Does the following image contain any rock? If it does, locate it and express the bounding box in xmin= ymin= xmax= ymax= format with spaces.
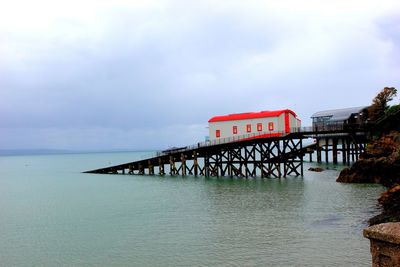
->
xmin=369 ymin=210 xmax=400 ymax=226
xmin=335 ymin=131 xmax=400 ymax=225
xmin=369 ymin=186 xmax=400 ymax=226
xmin=308 ymin=167 xmax=323 ymax=172
xmin=336 ymin=131 xmax=400 ymax=185
xmin=379 ymin=185 xmax=400 ymax=211
xmin=336 ymin=159 xmax=384 ymax=183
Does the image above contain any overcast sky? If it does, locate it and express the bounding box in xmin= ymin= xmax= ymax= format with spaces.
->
xmin=0 ymin=0 xmax=399 ymax=151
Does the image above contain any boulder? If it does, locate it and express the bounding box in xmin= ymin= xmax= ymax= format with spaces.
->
xmin=369 ymin=186 xmax=400 ymax=226
xmin=336 ymin=131 xmax=400 ymax=186
xmin=308 ymin=167 xmax=323 ymax=172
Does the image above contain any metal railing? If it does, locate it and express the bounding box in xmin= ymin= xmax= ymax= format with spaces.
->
xmin=139 ymin=122 xmax=365 ymax=161
xmin=139 ymin=130 xmax=288 ymax=160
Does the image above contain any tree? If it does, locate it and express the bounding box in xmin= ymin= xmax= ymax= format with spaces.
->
xmin=368 ymin=87 xmax=397 ymax=121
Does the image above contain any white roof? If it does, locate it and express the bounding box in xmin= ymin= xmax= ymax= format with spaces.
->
xmin=311 ymin=106 xmax=368 ymax=121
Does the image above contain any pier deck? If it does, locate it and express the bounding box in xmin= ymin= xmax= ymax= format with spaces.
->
xmin=85 ymin=124 xmax=368 ymax=178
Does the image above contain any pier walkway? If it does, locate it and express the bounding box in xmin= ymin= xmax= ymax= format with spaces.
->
xmin=85 ymin=124 xmax=368 ymax=178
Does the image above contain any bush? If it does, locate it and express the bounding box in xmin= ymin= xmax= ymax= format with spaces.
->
xmin=368 ymin=87 xmax=397 ymax=121
xmin=386 ymin=104 xmax=400 ymax=115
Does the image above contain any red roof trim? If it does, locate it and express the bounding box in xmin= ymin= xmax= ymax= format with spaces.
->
xmin=208 ymin=109 xmax=297 ymax=123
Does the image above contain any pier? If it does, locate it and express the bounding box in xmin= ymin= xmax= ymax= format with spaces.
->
xmin=84 ymin=124 xmax=368 ymax=178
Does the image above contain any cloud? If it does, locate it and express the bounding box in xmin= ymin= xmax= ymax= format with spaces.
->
xmin=0 ymin=124 xmax=207 ymax=150
xmin=0 ymin=0 xmax=399 ymax=149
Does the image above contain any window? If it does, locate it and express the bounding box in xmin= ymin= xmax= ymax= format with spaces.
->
xmin=216 ymin=129 xmax=220 ymax=138
xmin=313 ymin=116 xmax=332 ymax=123
xmin=257 ymin=123 xmax=262 ymax=132
xmin=232 ymin=126 xmax=238 ymax=134
xmin=268 ymin=122 xmax=274 ymax=131
xmin=246 ymin=124 xmax=252 ymax=133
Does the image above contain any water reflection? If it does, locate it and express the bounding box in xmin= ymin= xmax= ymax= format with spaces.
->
xmin=0 ymin=154 xmax=384 ymax=267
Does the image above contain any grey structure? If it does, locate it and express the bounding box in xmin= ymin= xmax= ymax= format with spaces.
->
xmin=310 ymin=106 xmax=369 ymax=165
xmin=311 ymin=106 xmax=369 ymax=129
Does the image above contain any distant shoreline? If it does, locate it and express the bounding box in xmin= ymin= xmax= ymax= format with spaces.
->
xmin=0 ymin=149 xmax=157 ymax=156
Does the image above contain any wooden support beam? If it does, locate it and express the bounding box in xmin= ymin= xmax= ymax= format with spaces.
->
xmin=259 ymin=143 xmax=265 ymax=178
xmin=138 ymin=163 xmax=144 ymax=175
xmin=181 ymin=153 xmax=186 ymax=176
xmin=332 ymin=138 xmax=338 ymax=164
xmin=347 ymin=138 xmax=351 ymax=165
xmin=148 ymin=160 xmax=154 ymax=175
xmin=342 ymin=138 xmax=347 ymax=164
xmin=281 ymin=138 xmax=303 ymax=177
xmin=300 ymin=138 xmax=304 ymax=176
xmin=128 ymin=164 xmax=134 ymax=175
xmin=204 ymin=153 xmax=210 ymax=177
xmin=158 ymin=158 xmax=165 ymax=175
xmin=325 ymin=138 xmax=329 ymax=163
xmin=316 ymin=138 xmax=322 ymax=163
xmin=193 ymin=151 xmax=198 ymax=177
xmin=169 ymin=155 xmax=176 ymax=175
xmin=228 ymin=148 xmax=233 ymax=178
xmin=354 ymin=141 xmax=362 ymax=160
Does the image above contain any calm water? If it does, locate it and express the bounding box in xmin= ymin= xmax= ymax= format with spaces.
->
xmin=0 ymin=152 xmax=383 ymax=266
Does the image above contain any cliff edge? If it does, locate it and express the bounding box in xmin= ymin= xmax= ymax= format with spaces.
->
xmin=337 ymin=131 xmax=400 ymax=187
xmin=336 ymin=131 xmax=400 ymax=225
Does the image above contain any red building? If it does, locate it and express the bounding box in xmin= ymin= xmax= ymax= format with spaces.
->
xmin=208 ymin=109 xmax=301 ymax=140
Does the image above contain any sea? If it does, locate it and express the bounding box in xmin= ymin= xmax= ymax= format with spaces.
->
xmin=0 ymin=151 xmax=384 ymax=267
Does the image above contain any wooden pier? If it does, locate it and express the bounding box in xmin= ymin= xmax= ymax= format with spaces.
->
xmin=312 ymin=135 xmax=367 ymax=164
xmin=85 ymin=124 xmax=368 ymax=178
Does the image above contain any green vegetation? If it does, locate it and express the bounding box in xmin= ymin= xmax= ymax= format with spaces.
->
xmin=337 ymin=86 xmax=400 ymax=225
xmin=386 ymin=104 xmax=400 ymax=116
xmin=368 ymin=87 xmax=397 ymax=121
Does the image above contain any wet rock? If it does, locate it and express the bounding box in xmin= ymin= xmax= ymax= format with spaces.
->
xmin=336 ymin=131 xmax=400 ymax=225
xmin=369 ymin=186 xmax=400 ymax=226
xmin=308 ymin=167 xmax=323 ymax=172
xmin=336 ymin=131 xmax=400 ymax=186
xmin=336 ymin=158 xmax=388 ymax=184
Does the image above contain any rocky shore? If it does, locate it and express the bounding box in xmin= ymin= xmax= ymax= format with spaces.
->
xmin=336 ymin=131 xmax=400 ymax=225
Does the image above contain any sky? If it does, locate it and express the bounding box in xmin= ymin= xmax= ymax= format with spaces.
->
xmin=0 ymin=0 xmax=399 ymax=151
